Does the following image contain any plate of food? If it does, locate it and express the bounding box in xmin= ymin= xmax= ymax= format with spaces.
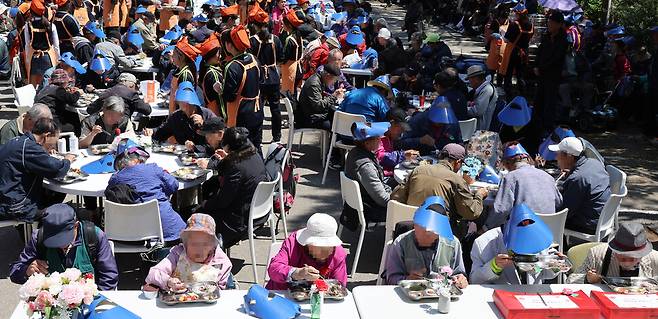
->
xmin=398 ymin=279 xmax=462 ymax=301
xmin=159 ymin=281 xmax=220 ymax=305
xmin=171 ymin=167 xmax=209 ymax=181
xmin=178 ymin=153 xmax=200 ymax=166
xmin=153 ymin=144 xmax=187 ymax=155
xmin=288 ymin=279 xmax=348 ymax=301
xmin=89 ymin=144 xmax=112 ymax=155
xmin=53 ymin=168 xmax=89 ymax=184
xmin=602 ymin=277 xmax=658 ymax=295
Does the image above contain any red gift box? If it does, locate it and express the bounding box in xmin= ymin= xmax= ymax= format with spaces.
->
xmin=493 ymin=289 xmax=600 ymax=319
xmin=591 ymin=291 xmax=658 ymax=319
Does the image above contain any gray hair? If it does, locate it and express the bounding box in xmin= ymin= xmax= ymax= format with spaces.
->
xmin=376 ymin=18 xmax=387 ymax=28
xmin=26 ymin=103 xmax=52 ymax=120
xmin=327 ymin=49 xmax=343 ymax=62
xmin=102 ymin=96 xmax=125 ymax=114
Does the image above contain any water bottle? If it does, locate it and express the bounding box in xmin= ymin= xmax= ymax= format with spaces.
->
xmin=310 ymin=285 xmax=323 ymax=319
xmin=57 ymin=138 xmax=67 ymax=154
xmin=68 ymin=135 xmax=79 ymax=154
xmin=437 ymin=288 xmax=451 ymax=314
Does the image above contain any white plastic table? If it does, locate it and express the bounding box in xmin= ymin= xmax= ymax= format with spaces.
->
xmin=42 ymin=150 xmax=212 ymax=197
xmin=341 ymin=68 xmax=373 ymax=76
xmin=123 ymin=56 xmax=159 ymax=80
xmin=10 ymin=290 xmax=359 ymax=319
xmin=352 ymin=284 xmax=606 ymax=319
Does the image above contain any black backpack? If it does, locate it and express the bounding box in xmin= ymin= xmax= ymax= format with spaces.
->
xmin=264 ymin=143 xmax=298 ymax=215
xmin=104 ymin=183 xmax=141 ymax=204
xmin=36 ymin=220 xmax=99 ymax=265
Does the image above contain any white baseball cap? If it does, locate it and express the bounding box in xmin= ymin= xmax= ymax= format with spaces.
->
xmin=377 ymin=28 xmax=391 ymax=40
xmin=548 ymin=136 xmax=583 ymax=156
xmin=296 ymin=213 xmax=342 ymax=247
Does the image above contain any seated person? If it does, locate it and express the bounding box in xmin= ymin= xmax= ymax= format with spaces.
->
xmin=193 ymin=117 xmax=226 ymax=170
xmin=537 ymin=126 xmax=575 ymax=162
xmin=465 ymin=65 xmax=497 ymax=131
xmin=316 ymin=49 xmax=354 ymax=94
xmin=107 ymin=143 xmax=186 ymax=243
xmin=198 ymin=127 xmax=268 ymax=249
xmin=398 ymin=97 xmax=462 ymax=155
xmin=485 ymin=142 xmax=563 ymax=229
xmin=145 ymin=213 xmax=233 ymax=290
xmin=297 ymin=63 xmax=343 ymax=130
xmin=145 ymin=82 xmax=216 ymax=146
xmin=9 ymin=204 xmax=118 ymax=290
xmin=94 ymin=30 xmax=137 ymax=69
xmin=339 ymin=76 xmax=391 ymax=122
xmin=266 ymin=213 xmax=347 ymax=289
xmin=79 ymin=96 xmax=134 ymax=148
xmin=392 ymin=143 xmax=487 ymax=238
xmin=87 ymin=73 xmax=152 ymax=117
xmin=34 ymin=69 xmax=82 ymax=135
xmin=496 ymin=96 xmax=542 ymax=156
xmin=470 ymin=204 xmax=560 ymax=285
xmin=0 ymin=103 xmax=52 ymax=145
xmin=375 ymin=107 xmax=417 ymax=177
xmin=0 ymin=119 xmax=74 ymax=221
xmin=385 ymin=196 xmax=468 ymax=288
xmin=343 ymin=122 xmax=392 ymax=227
xmin=79 ymin=52 xmax=121 ymax=91
xmin=549 ymin=137 xmax=610 ymax=234
xmin=568 ymin=222 xmax=658 ymax=283
xmin=434 ymin=70 xmax=468 ymax=121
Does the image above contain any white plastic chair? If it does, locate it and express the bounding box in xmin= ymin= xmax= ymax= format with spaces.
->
xmin=14 ymin=84 xmax=36 ymax=114
xmin=282 ymin=97 xmax=327 ymax=166
xmin=537 ymin=208 xmax=569 ymax=253
xmin=264 ymin=143 xmax=289 ymax=237
xmin=339 ymin=172 xmax=366 ymax=278
xmin=10 ymin=56 xmax=22 ymax=88
xmin=321 ymin=111 xmax=366 ymax=184
xmin=103 ymin=199 xmax=164 ymax=254
xmin=0 ymin=220 xmax=33 ymax=243
xmin=564 ymin=165 xmax=628 ymax=245
xmin=384 ymin=200 xmax=418 ymax=244
xmin=264 ymin=241 xmax=283 ymax=283
xmin=376 ymin=240 xmax=393 ymax=285
xmin=76 ymin=108 xmax=89 ymax=122
xmin=247 ymin=174 xmax=280 ymax=284
xmin=458 ymin=118 xmax=477 ymax=142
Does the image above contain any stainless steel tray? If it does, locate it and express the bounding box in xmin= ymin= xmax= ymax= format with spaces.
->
xmin=53 ymin=169 xmax=89 ymax=184
xmin=89 ymin=144 xmax=112 ymax=155
xmin=171 ymin=167 xmax=210 ymax=181
xmin=158 ymin=281 xmax=220 ymax=305
xmin=398 ymin=279 xmax=462 ymax=301
xmin=288 ymin=279 xmax=348 ymax=301
xmin=602 ymin=277 xmax=658 ymax=294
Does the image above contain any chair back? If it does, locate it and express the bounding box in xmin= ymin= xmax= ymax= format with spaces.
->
xmin=537 ymin=208 xmax=569 ymax=252
xmin=250 ymin=174 xmax=279 ymax=223
xmin=459 ymin=118 xmax=478 ymax=141
xmin=264 ymin=241 xmax=283 ymax=282
xmin=103 ymin=199 xmax=163 ymax=243
xmin=77 ymin=108 xmax=89 ymax=122
xmin=606 ymin=165 xmax=627 ymax=196
xmin=14 ymin=84 xmax=36 ymax=111
xmin=376 ymin=240 xmax=394 ymax=285
xmin=384 ymin=200 xmax=418 ymax=244
xmin=567 ymin=242 xmax=602 ymax=273
xmin=331 ymin=111 xmax=366 ymax=137
xmin=595 ymin=165 xmax=628 ymax=241
xmin=282 ymin=98 xmax=295 ymax=147
xmin=340 ymin=172 xmax=365 ymax=226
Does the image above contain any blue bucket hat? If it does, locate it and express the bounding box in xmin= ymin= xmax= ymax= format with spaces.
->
xmin=126 ymin=25 xmax=144 ymax=49
xmin=89 ymin=51 xmax=112 ymax=73
xmin=331 ymin=11 xmax=348 ymax=23
xmin=59 ymin=52 xmax=87 ymax=74
xmin=503 ymin=143 xmax=529 ymax=159
xmin=413 ymin=196 xmax=453 ymax=240
xmin=175 ymin=81 xmax=202 ymax=106
xmin=367 ymin=75 xmax=392 ymax=97
xmin=84 ymin=21 xmax=106 ymax=39
xmin=427 ymin=96 xmax=458 ymax=124
xmin=351 ymin=121 xmax=390 ymax=141
xmin=243 ymin=285 xmax=301 ymax=319
xmin=135 ymin=5 xmax=147 ymax=14
xmin=160 ymin=25 xmax=183 ymax=44
xmin=606 ymin=26 xmax=625 ymax=36
xmin=539 ymin=126 xmax=575 ymax=161
xmin=504 ymin=204 xmax=554 ymax=255
xmin=345 ymin=26 xmax=364 ymax=46
xmin=350 ymin=47 xmax=377 ymax=69
xmin=478 ymin=165 xmax=500 ymax=184
xmin=497 ymin=96 xmax=532 ymax=126
xmin=191 ymin=14 xmax=209 ymax=23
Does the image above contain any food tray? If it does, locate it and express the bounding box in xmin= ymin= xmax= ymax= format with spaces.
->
xmin=178 ymin=153 xmax=200 ymax=166
xmin=159 ymin=281 xmax=220 ymax=305
xmin=602 ymin=277 xmax=658 ymax=294
xmin=288 ymin=279 xmax=348 ymax=301
xmin=171 ymin=167 xmax=209 ymax=181
xmin=398 ymin=279 xmax=462 ymax=301
xmin=515 ymin=254 xmax=573 ymax=273
xmin=153 ymin=144 xmax=186 ymax=155
xmin=89 ymin=144 xmax=112 ymax=155
xmin=53 ymin=168 xmax=89 ymax=184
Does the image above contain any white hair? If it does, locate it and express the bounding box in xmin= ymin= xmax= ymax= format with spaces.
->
xmin=26 ymin=103 xmax=52 ymax=120
xmin=103 ymin=96 xmax=125 ymax=114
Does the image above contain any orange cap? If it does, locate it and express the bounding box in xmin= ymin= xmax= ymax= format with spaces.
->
xmin=30 ymin=0 xmax=46 ymax=16
xmin=175 ymin=36 xmax=202 ymax=61
xmin=55 ymin=0 xmax=69 ymax=7
xmin=248 ymin=3 xmax=269 ymax=23
xmin=220 ymin=4 xmax=239 ymax=17
xmin=284 ymin=9 xmax=304 ymax=28
xmin=298 ymin=0 xmax=309 ymax=6
xmin=229 ymin=25 xmax=251 ymax=52
xmin=196 ymin=33 xmax=221 ymax=57
xmin=18 ymin=2 xmax=30 ymax=14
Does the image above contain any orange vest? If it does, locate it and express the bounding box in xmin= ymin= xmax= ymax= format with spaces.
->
xmin=73 ymin=7 xmax=90 ymax=28
xmin=224 ymin=54 xmax=259 ymax=127
xmin=103 ymin=0 xmax=131 ymax=28
xmin=499 ymin=21 xmax=534 ymax=76
xmin=280 ymin=35 xmax=301 ymax=94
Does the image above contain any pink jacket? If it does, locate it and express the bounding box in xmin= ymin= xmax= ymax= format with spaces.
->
xmin=265 ymin=231 xmax=347 ymax=290
xmin=272 ymin=7 xmax=288 ymax=36
xmin=145 ymin=243 xmax=233 ymax=290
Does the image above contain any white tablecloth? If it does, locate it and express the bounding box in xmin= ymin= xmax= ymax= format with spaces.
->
xmin=42 ymin=150 xmax=211 ymax=197
xmin=352 ymin=284 xmax=606 ymax=319
xmin=11 ymin=290 xmax=359 ymax=319
xmin=341 ymin=68 xmax=373 ymax=76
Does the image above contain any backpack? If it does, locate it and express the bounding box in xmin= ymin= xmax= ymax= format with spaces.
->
xmin=104 ymin=183 xmax=141 ymax=204
xmin=264 ymin=143 xmax=298 ymax=215
xmin=300 ymin=38 xmax=323 ymax=77
xmin=36 ymin=220 xmax=99 ymax=265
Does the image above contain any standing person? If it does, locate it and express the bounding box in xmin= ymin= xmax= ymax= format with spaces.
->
xmin=466 ymin=65 xmax=497 ymax=131
xmin=250 ymin=13 xmax=284 ymax=143
xmin=197 ymin=33 xmax=224 ymax=118
xmin=53 ymin=0 xmax=81 ymax=54
xmin=498 ymin=3 xmax=533 ymax=94
xmin=23 ymin=0 xmax=60 ymax=87
xmin=132 ymin=11 xmax=160 ymax=56
xmin=168 ymin=37 xmax=200 ymax=114
xmin=272 ymin=0 xmax=289 ymax=36
xmin=534 ymin=11 xmax=568 ymax=133
xmin=221 ymin=25 xmax=263 ymax=150
xmin=280 ymin=9 xmax=304 ymax=97
xmin=102 ymin=0 xmax=131 ymax=32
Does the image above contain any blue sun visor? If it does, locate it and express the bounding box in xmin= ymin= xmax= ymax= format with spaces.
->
xmin=427 ymin=96 xmax=458 ymax=124
xmin=413 ymin=196 xmax=453 ymax=240
xmin=243 ymin=285 xmax=301 ymax=319
xmin=504 ymin=204 xmax=554 ymax=255
xmin=497 ymin=96 xmax=532 ymax=126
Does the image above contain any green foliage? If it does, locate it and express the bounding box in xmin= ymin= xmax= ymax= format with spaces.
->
xmin=579 ymin=0 xmax=658 ymax=43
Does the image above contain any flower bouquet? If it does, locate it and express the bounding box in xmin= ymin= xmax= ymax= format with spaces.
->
xmin=428 ymin=266 xmax=455 ymax=289
xmin=18 ymin=268 xmax=99 ymax=319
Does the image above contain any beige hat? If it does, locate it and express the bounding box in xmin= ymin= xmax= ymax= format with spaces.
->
xmin=466 ymin=65 xmax=486 ymax=79
xmin=326 ymin=37 xmax=340 ymax=49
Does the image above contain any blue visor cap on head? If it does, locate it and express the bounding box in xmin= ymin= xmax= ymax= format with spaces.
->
xmin=345 ymin=26 xmax=364 ymax=46
xmin=85 ymin=21 xmax=106 ymax=39
xmin=497 ymin=96 xmax=532 ymax=126
xmin=539 ymin=127 xmax=575 ymax=161
xmin=324 ymin=30 xmax=336 ymax=38
xmin=59 ymin=52 xmax=87 ymax=74
xmin=82 ymin=153 xmax=116 ymax=174
xmin=606 ymin=26 xmax=625 ymax=36
xmin=428 ymin=97 xmax=458 ymax=124
xmin=135 ymin=5 xmax=147 ymax=13
xmin=243 ymin=285 xmax=301 ymax=319
xmin=90 ymin=55 xmax=112 ymax=73
xmin=503 ymin=143 xmax=529 ymax=159
xmin=331 ymin=11 xmax=347 ymax=22
xmin=127 ymin=26 xmax=144 ymax=48
xmin=192 ymin=14 xmax=209 ymax=23
xmin=9 ymin=7 xmax=18 ymax=18
xmin=351 ymin=121 xmax=390 ymax=141
xmin=350 ymin=48 xmax=378 ymax=69
xmin=504 ymin=204 xmax=554 ymax=255
xmin=162 ymin=45 xmax=175 ymax=55
xmin=413 ymin=196 xmax=453 ymax=240
xmin=478 ymin=165 xmax=500 ymax=184
xmin=175 ymin=81 xmax=202 ymax=106
xmin=160 ymin=26 xmax=183 ymax=44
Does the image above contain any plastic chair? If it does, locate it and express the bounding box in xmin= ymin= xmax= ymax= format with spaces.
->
xmin=458 ymin=118 xmax=478 ymax=142
xmin=77 ymin=108 xmax=89 ymax=122
xmin=247 ymin=174 xmax=280 ymax=284
xmin=264 ymin=241 xmax=283 ymax=283
xmin=564 ymin=165 xmax=627 ymax=245
xmin=566 ymin=242 xmax=601 ymax=273
xmin=376 ymin=240 xmax=393 ymax=285
xmin=282 ymin=97 xmax=327 ymax=166
xmin=0 ymin=220 xmax=33 ymax=243
xmin=14 ymin=84 xmax=36 ymax=113
xmin=384 ymin=200 xmax=418 ymax=244
xmin=264 ymin=144 xmax=289 ymax=238
xmin=339 ymin=172 xmax=366 ymax=278
xmin=536 ymin=208 xmax=569 ymax=253
xmin=103 ymin=199 xmax=164 ymax=254
xmin=321 ymin=111 xmax=366 ymax=184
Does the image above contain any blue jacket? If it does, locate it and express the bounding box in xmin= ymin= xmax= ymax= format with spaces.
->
xmin=108 ymin=163 xmax=186 ymax=241
xmin=398 ymin=111 xmax=463 ymax=154
xmin=339 ymin=87 xmax=390 ymax=122
xmin=0 ymin=133 xmax=70 ymax=221
xmin=562 ymin=156 xmax=611 ymax=233
xmin=443 ymin=88 xmax=469 ymax=121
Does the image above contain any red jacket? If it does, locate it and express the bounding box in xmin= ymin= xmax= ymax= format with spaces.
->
xmin=302 ymin=43 xmax=330 ymax=80
xmin=614 ymin=53 xmax=631 ymax=81
xmin=338 ymin=33 xmax=366 ymax=56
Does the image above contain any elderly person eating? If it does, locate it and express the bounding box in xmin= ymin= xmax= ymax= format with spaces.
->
xmin=79 ymin=96 xmax=134 ymax=148
xmin=146 ymin=214 xmax=233 ymax=290
xmin=266 ymin=213 xmax=347 ymax=289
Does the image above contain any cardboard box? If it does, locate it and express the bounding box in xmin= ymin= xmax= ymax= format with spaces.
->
xmin=493 ymin=289 xmax=600 ymax=319
xmin=591 ymin=291 xmax=658 ymax=319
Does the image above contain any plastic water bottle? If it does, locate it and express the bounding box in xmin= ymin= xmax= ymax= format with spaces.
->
xmin=310 ymin=285 xmax=323 ymax=319
xmin=57 ymin=138 xmax=67 ymax=154
xmin=437 ymin=288 xmax=451 ymax=314
xmin=68 ymin=135 xmax=79 ymax=153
